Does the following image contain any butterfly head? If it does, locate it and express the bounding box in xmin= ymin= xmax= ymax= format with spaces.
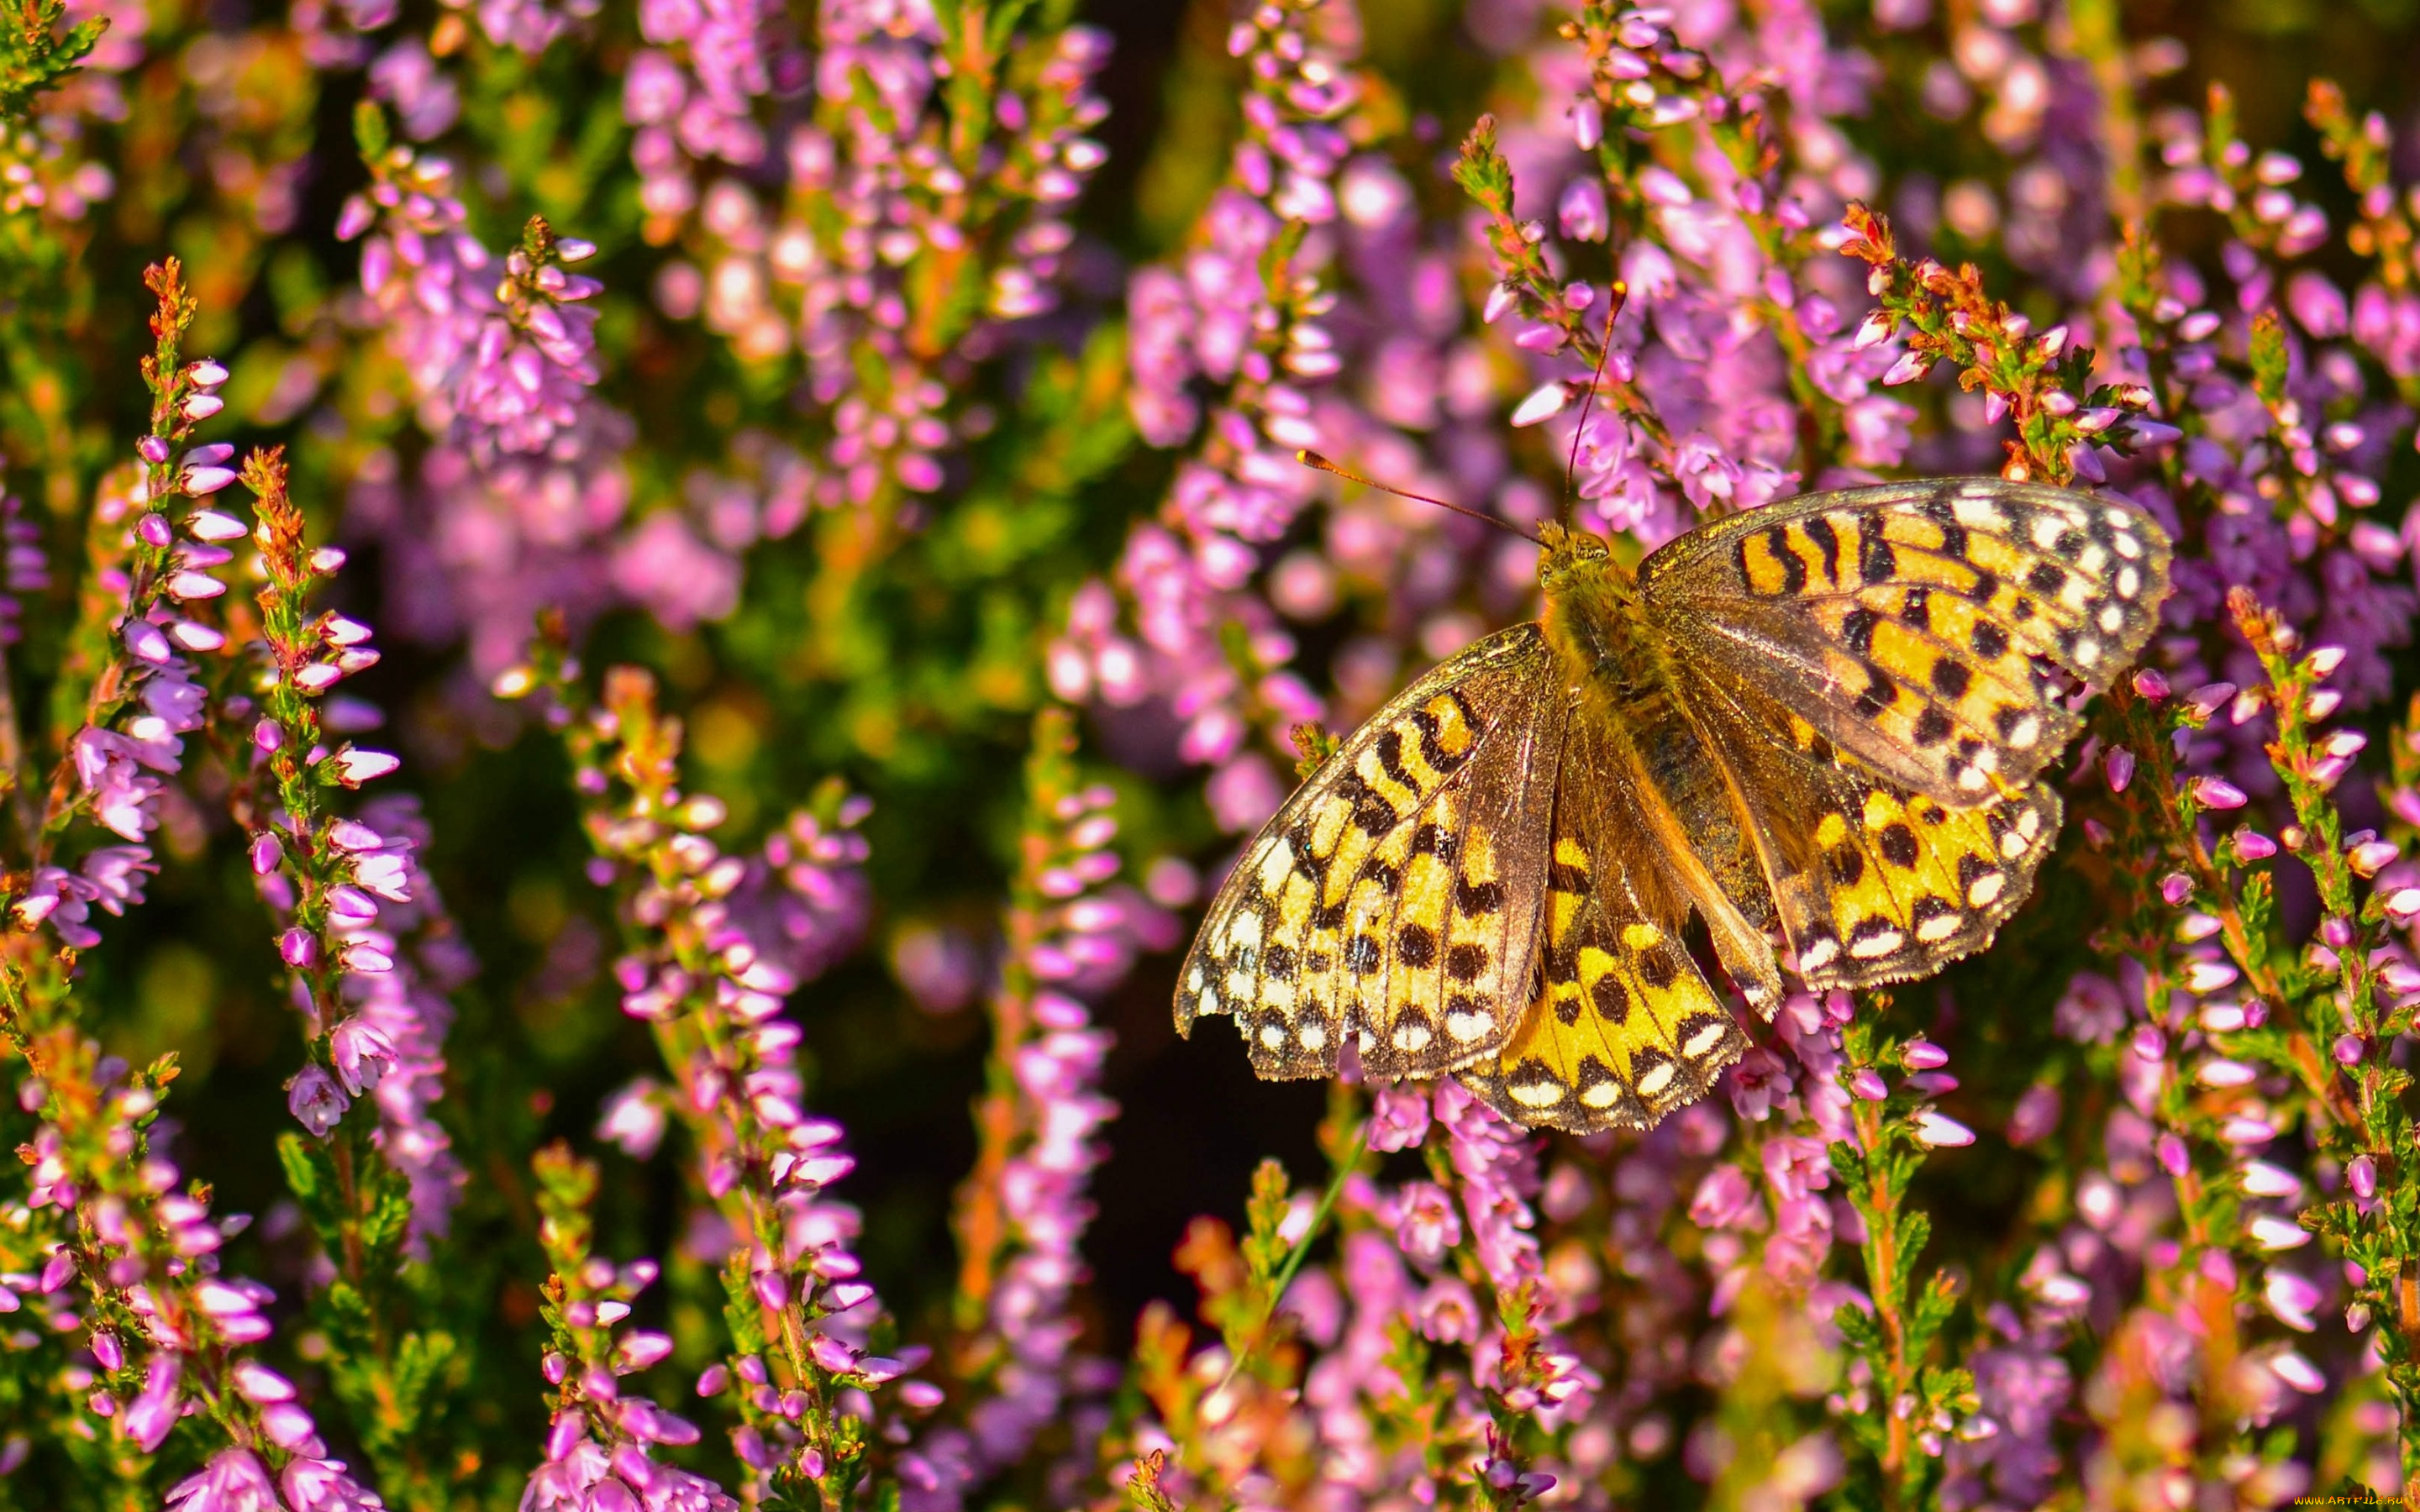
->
xmin=1536 ymin=519 xmax=1630 ymax=598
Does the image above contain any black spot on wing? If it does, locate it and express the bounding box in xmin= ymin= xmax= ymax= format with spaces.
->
xmin=1804 ymin=516 xmax=1841 ymax=581
xmin=1858 ymin=515 xmax=1897 ymax=584
xmin=1842 ymin=606 xmax=1878 ymax=655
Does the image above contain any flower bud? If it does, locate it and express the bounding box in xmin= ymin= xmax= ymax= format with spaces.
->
xmin=1914 ymin=1111 xmax=1975 ymax=1147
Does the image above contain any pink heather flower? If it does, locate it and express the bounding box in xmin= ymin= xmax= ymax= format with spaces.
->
xmin=1915 ymin=1111 xmax=1976 ymax=1147
xmin=329 ymin=1017 xmax=397 ymax=1095
xmin=2054 ymin=973 xmax=2127 ymax=1044
xmin=166 ymin=1449 xmax=282 ymax=1512
xmin=1726 ymin=1047 xmax=1791 ymax=1121
xmin=1416 ymin=1275 xmax=1480 ymax=1343
xmin=2007 ymin=1084 xmax=2061 ymax=1146
xmin=1761 ymin=1136 xmax=1832 ymax=1202
xmin=1688 ymin=1164 xmax=1758 ymax=1230
xmin=1902 ymin=1039 xmax=1949 ymax=1071
xmin=2349 ymin=1155 xmax=2378 ymax=1201
xmin=287 ymin=1064 xmax=350 ymax=1136
xmin=597 ymin=1079 xmax=671 ymax=1160
xmin=1367 ymin=1084 xmax=1432 ymax=1152
xmin=122 ymin=1353 xmax=180 ymax=1452
xmin=1390 ymin=1181 xmax=1462 ymax=1267
xmin=333 ymin=748 xmax=402 ymax=785
xmin=1434 ymin=1080 xmax=1544 ymax=1295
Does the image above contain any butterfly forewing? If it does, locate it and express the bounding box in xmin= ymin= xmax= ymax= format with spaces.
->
xmin=1176 ymin=626 xmax=1565 ymax=1080
xmin=1642 ymin=479 xmax=2171 ymax=808
xmin=1456 ymin=716 xmax=1746 ymax=1133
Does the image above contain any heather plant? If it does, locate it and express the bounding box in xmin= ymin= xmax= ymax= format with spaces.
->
xmin=0 ymin=0 xmax=2412 ymax=1508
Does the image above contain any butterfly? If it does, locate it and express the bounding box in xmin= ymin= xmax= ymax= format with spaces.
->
xmin=1175 ymin=476 xmax=2171 ymax=1132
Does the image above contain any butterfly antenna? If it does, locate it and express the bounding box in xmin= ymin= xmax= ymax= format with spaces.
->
xmin=1297 ymin=450 xmax=1544 ymax=547
xmin=1563 ymin=280 xmax=1628 ymax=500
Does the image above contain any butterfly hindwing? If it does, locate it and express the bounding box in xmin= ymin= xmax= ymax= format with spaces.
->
xmin=1691 ymin=677 xmax=2065 ymax=990
xmin=1175 ymin=626 xmax=1565 ymax=1080
xmin=1457 ymin=717 xmax=1747 ymax=1133
xmin=1642 ymin=479 xmax=2170 ymax=807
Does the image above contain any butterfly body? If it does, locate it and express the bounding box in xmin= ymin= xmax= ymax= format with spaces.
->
xmin=1176 ymin=479 xmax=2171 ymax=1132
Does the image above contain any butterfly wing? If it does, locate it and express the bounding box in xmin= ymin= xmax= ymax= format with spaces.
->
xmin=1641 ymin=479 xmax=2170 ymax=808
xmin=1686 ymin=672 xmax=2064 ymax=989
xmin=1455 ymin=712 xmax=1747 ymax=1133
xmin=1176 ymin=624 xmax=1566 ymax=1081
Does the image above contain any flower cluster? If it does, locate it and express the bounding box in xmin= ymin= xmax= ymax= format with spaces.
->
xmin=910 ymin=709 xmax=1173 ymax=1507
xmin=4 ymin=963 xmax=381 ymax=1510
xmin=524 ymin=1142 xmax=734 ymax=1512
xmin=539 ymin=659 xmax=924 ymax=1504
xmin=235 ymin=447 xmax=461 ymax=1245
xmin=1055 ymin=0 xmax=1376 ymax=836
xmin=342 ymin=123 xmax=603 ymax=467
xmin=18 ymin=264 xmax=238 ymax=948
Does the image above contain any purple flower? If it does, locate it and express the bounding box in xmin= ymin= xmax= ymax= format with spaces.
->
xmin=1688 ymin=1165 xmax=1758 ymax=1230
xmin=287 ymin=1064 xmax=350 ymax=1137
xmin=1389 ymin=1181 xmax=1462 ymax=1267
xmin=121 ymin=1353 xmax=181 ymax=1452
xmin=166 ymin=1449 xmax=282 ymax=1512
xmin=1367 ymin=1084 xmax=1433 ymax=1152
xmin=1416 ymin=1276 xmax=1480 ymax=1342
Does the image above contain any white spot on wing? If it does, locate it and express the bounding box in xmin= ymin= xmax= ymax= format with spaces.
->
xmin=1446 ymin=1011 xmax=1492 ymax=1043
xmin=1635 ymin=1063 xmax=1676 ymax=1097
xmin=1967 ymin=871 xmax=2006 ymax=906
xmin=1917 ymin=912 xmax=1962 ymax=942
xmin=1850 ymin=927 xmax=1906 ymax=959
xmin=1512 ymin=1080 xmax=1564 ymax=1108
xmin=1681 ymin=1021 xmax=1729 ymax=1057
xmin=1252 ymin=838 xmax=1290 ymax=893
xmin=1297 ymin=1021 xmax=1328 ymax=1052
xmin=2007 ymin=714 xmax=2041 ymax=749
xmin=1953 ymin=495 xmax=2007 ymax=528
xmin=1392 ymin=1021 xmax=1433 ymax=1053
